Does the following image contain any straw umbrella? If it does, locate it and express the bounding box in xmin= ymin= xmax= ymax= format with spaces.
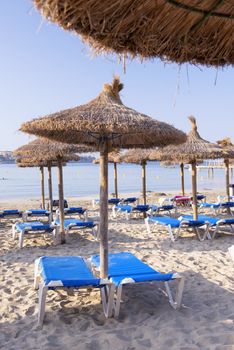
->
xmin=14 ymin=139 xmax=88 ymax=243
xmin=94 ymin=151 xmax=121 ymax=198
xmin=152 ymin=116 xmax=223 ymax=220
xmin=33 ymin=1 xmax=234 ymax=67
xmin=20 ymin=77 xmax=186 ymax=277
xmin=16 ymin=156 xmax=77 ymax=216
xmin=217 ymin=138 xmax=234 ymax=201
xmin=120 ymin=149 xmax=152 ymax=205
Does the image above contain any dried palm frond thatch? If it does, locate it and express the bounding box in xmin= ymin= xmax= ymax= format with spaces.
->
xmin=20 ymin=77 xmax=186 ymax=148
xmin=20 ymin=77 xmax=186 ymax=278
xmin=14 ymin=138 xmax=90 ymax=161
xmin=152 ymin=116 xmax=223 ymax=163
xmin=119 ymin=149 xmax=152 ymax=165
xmin=33 ymin=0 xmax=234 ymax=67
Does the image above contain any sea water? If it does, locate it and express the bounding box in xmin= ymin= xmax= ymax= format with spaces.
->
xmin=0 ymin=162 xmax=228 ymax=200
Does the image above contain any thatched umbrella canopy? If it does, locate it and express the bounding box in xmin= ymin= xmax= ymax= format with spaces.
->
xmin=217 ymin=138 xmax=234 ymax=201
xmin=14 ymin=139 xmax=87 ymax=243
xmin=16 ymin=154 xmax=79 ymax=224
xmin=93 ymin=151 xmax=121 ymax=198
xmin=20 ymin=77 xmax=186 ymax=278
xmin=151 ymin=116 xmax=223 ymax=219
xmin=33 ymin=1 xmax=234 ymax=67
xmin=16 ymin=157 xmax=63 ymax=214
xmin=120 ymin=149 xmax=152 ymax=205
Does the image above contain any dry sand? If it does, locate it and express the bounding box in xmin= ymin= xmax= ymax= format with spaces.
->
xmin=0 ymin=192 xmax=234 ymax=350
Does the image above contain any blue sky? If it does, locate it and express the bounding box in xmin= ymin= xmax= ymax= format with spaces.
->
xmin=0 ymin=1 xmax=234 ymax=151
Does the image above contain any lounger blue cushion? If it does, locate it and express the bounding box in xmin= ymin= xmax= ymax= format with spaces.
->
xmin=179 ymin=215 xmax=218 ymax=226
xmin=65 ymin=207 xmax=86 ymax=214
xmin=15 ymin=221 xmax=52 ymax=232
xmin=149 ymin=216 xmax=205 ymax=228
xmin=123 ymin=197 xmax=137 ymax=203
xmin=91 ymin=252 xmax=174 ymax=286
xmin=200 ymin=203 xmax=220 ymax=209
xmin=116 ymin=204 xmax=149 ymax=213
xmin=132 ymin=205 xmax=149 ymax=212
xmin=1 ymin=209 xmax=22 ymax=217
xmin=148 ymin=216 xmax=181 ymax=228
xmin=115 ymin=205 xmax=133 ymax=213
xmin=40 ymin=256 xmax=101 ymax=287
xmin=55 ymin=218 xmax=95 ymax=228
xmin=221 ymin=202 xmax=234 ymax=208
xmin=108 ymin=198 xmax=121 ymax=204
xmin=26 ymin=209 xmax=50 ymax=215
xmin=150 ymin=205 xmax=174 ymax=212
xmin=180 ymin=215 xmax=234 ymax=226
xmin=197 ymin=194 xmax=206 ymax=201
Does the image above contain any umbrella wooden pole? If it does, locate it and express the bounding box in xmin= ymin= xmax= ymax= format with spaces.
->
xmin=57 ymin=158 xmax=65 ymax=244
xmin=224 ymin=159 xmax=230 ymax=201
xmin=191 ymin=161 xmax=198 ymax=220
xmin=47 ymin=165 xmax=53 ymax=216
xmin=142 ymin=161 xmax=147 ymax=205
xmin=114 ymin=162 xmax=118 ymax=199
xmin=40 ymin=166 xmax=45 ymax=209
xmin=99 ymin=139 xmax=109 ymax=278
xmin=180 ymin=163 xmax=185 ymax=196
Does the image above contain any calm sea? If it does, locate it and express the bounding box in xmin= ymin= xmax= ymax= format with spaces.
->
xmin=0 ymin=162 xmax=229 ymax=200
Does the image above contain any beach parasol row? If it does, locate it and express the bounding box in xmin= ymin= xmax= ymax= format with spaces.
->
xmin=33 ymin=0 xmax=234 ymax=67
xmin=151 ymin=116 xmax=224 ymax=220
xmin=20 ymin=77 xmax=186 ymax=278
xmin=14 ymin=138 xmax=91 ymax=243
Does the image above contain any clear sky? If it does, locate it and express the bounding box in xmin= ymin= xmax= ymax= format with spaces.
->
xmin=0 ymin=1 xmax=234 ymax=151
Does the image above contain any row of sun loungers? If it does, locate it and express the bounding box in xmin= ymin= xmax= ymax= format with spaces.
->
xmin=34 ymin=252 xmax=185 ymax=325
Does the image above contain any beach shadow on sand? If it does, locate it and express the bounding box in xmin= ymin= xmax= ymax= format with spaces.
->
xmin=1 ymin=271 xmax=234 ymax=350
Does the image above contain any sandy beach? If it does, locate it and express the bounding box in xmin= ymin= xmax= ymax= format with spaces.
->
xmin=0 ymin=191 xmax=234 ymax=350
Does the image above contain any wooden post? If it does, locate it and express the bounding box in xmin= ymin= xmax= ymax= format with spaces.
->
xmin=180 ymin=163 xmax=185 ymax=196
xmin=114 ymin=162 xmax=118 ymax=199
xmin=142 ymin=161 xmax=147 ymax=205
xmin=191 ymin=161 xmax=198 ymax=220
xmin=57 ymin=158 xmax=65 ymax=244
xmin=40 ymin=166 xmax=45 ymax=209
xmin=47 ymin=165 xmax=53 ymax=216
xmin=99 ymin=139 xmax=109 ymax=278
xmin=224 ymin=159 xmax=230 ymax=201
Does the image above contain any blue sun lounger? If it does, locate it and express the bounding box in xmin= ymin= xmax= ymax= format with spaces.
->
xmin=34 ymin=256 xmax=115 ymax=325
xmin=23 ymin=209 xmax=52 ymax=222
xmin=121 ymin=197 xmax=138 ymax=204
xmin=113 ymin=204 xmax=150 ymax=220
xmin=145 ymin=216 xmax=209 ymax=241
xmin=149 ymin=204 xmax=176 ymax=216
xmin=0 ymin=209 xmax=22 ymax=220
xmin=56 ymin=207 xmax=88 ymax=220
xmin=54 ymin=218 xmax=97 ymax=237
xmin=179 ymin=214 xmax=234 ymax=239
xmin=91 ymin=252 xmax=185 ymax=317
xmin=12 ymin=221 xmax=56 ymax=248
